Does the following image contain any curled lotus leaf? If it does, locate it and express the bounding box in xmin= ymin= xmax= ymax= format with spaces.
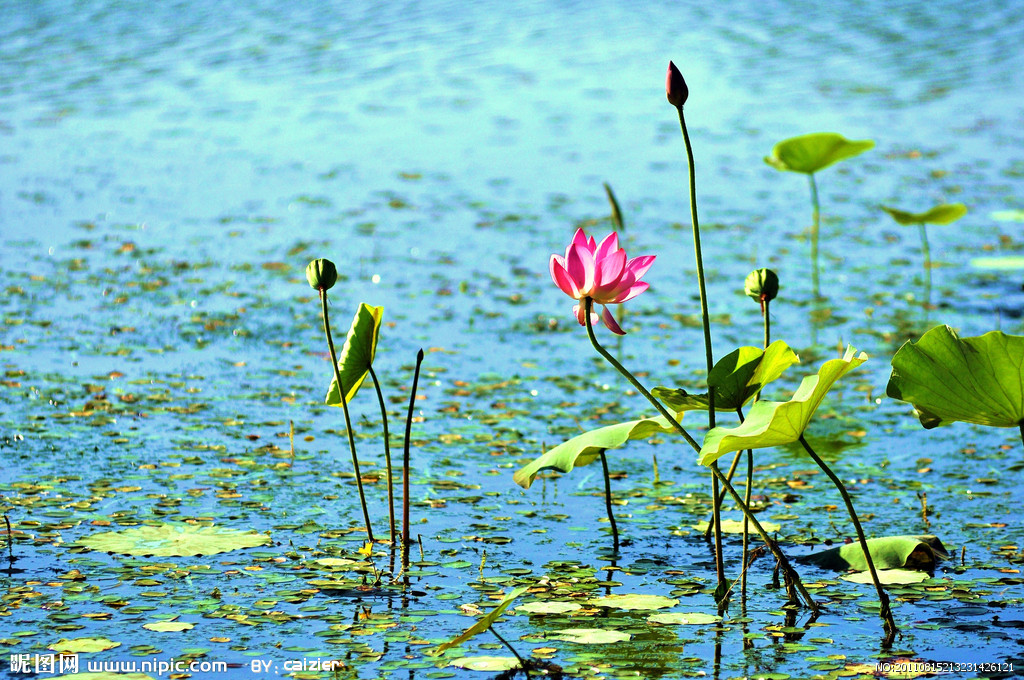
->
xmin=326 ymin=302 xmax=383 ymax=406
xmin=765 ymin=132 xmax=874 ymax=174
xmin=887 ymin=325 xmax=1024 ymax=429
xmin=798 ymin=535 xmax=948 ymax=572
xmin=76 ymin=523 xmax=270 ymax=557
xmin=699 ymin=346 xmax=867 ymax=465
xmin=654 ymin=341 xmax=799 ymax=413
xmin=514 ymin=416 xmax=677 ymax=489
xmin=881 ymin=203 xmax=967 ymax=226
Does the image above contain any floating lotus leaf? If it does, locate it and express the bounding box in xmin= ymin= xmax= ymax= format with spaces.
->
xmin=654 ymin=341 xmax=799 ymax=413
xmin=142 ymin=621 xmax=194 ymax=632
xmin=991 ymin=209 xmax=1024 ymax=222
xmin=588 ymin=594 xmax=678 ymax=611
xmin=429 ymin=586 xmax=528 ymax=656
xmin=765 ymin=132 xmax=874 ymax=174
xmin=843 ymin=569 xmax=929 ymax=585
xmin=550 ymin=628 xmax=631 ymax=644
xmin=513 ymin=416 xmax=676 ymax=489
xmin=647 ymin=612 xmax=721 ymax=625
xmin=448 ymin=656 xmax=521 ymax=671
xmin=326 ymin=302 xmax=383 ymax=406
xmin=969 ymin=256 xmax=1024 ymax=270
xmin=516 ymin=601 xmax=582 ymax=615
xmin=77 ymin=523 xmax=270 ymax=557
xmin=699 ymin=347 xmax=867 ymax=465
xmin=881 ymin=203 xmax=967 ymax=225
xmin=887 ymin=325 xmax=1024 ymax=429
xmin=797 ymin=535 xmax=948 ymax=572
xmin=693 ymin=518 xmax=781 ymax=534
xmin=49 ymin=637 xmax=121 ymax=654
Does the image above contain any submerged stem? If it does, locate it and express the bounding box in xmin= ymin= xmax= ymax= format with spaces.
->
xmin=368 ymin=365 xmax=396 ymax=545
xmin=798 ymin=435 xmax=896 ymax=641
xmin=320 ymin=291 xmax=374 ymax=543
xmin=582 ymin=298 xmax=817 ymax=612
xmin=599 ymin=451 xmax=619 ymax=553
xmin=808 ymin=173 xmax=821 ymax=299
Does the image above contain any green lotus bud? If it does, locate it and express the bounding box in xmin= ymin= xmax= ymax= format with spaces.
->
xmin=306 ymin=258 xmax=338 ymax=291
xmin=744 ymin=268 xmax=779 ymax=303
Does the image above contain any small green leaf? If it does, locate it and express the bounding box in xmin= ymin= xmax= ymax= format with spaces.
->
xmin=654 ymin=341 xmax=799 ymax=413
xmin=513 ymin=416 xmax=677 ymax=489
xmin=326 ymin=303 xmax=383 ymax=406
xmin=969 ymin=256 xmax=1024 ymax=270
xmin=693 ymin=518 xmax=781 ymax=534
xmin=881 ymin=203 xmax=967 ymax=225
xmin=549 ymin=628 xmax=631 ymax=644
xmin=699 ymin=346 xmax=867 ymax=465
xmin=798 ymin=535 xmax=948 ymax=572
xmin=887 ymin=325 xmax=1024 ymax=429
xmin=764 ymin=132 xmax=874 ymax=174
xmin=428 ymin=586 xmax=528 ymax=656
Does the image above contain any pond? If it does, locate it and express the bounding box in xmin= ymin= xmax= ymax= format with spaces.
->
xmin=2 ymin=0 xmax=1024 ymax=678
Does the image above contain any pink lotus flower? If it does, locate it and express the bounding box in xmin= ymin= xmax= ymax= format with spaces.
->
xmin=550 ymin=228 xmax=655 ymax=335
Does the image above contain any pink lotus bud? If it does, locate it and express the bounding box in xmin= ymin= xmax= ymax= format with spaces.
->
xmin=666 ymin=61 xmax=688 ymax=107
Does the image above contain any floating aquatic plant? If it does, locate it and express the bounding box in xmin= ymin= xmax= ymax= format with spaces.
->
xmin=887 ymin=324 xmax=1024 ymax=447
xmin=76 ymin=523 xmax=269 ymax=557
xmin=765 ymin=132 xmax=874 ymax=298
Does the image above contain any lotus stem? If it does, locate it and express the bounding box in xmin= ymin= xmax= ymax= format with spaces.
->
xmin=599 ymin=450 xmax=619 ymax=552
xmin=403 ymin=349 xmax=425 ymax=564
xmin=918 ymin=222 xmax=932 ymax=308
xmin=320 ymin=290 xmax=374 ymax=543
xmin=490 ymin=626 xmax=529 ymax=678
xmin=1019 ymin=421 xmax=1024 ymax=451
xmin=583 ymin=298 xmax=818 ymax=612
xmin=808 ymin=173 xmax=821 ymax=299
xmin=798 ymin=435 xmax=897 ymax=640
xmin=368 ymin=364 xmax=396 ymax=545
xmin=763 ymin=299 xmax=771 ymax=348
xmin=674 ymin=103 xmax=724 ymax=593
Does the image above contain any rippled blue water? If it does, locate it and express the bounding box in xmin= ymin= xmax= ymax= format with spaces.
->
xmin=2 ymin=1 xmax=1024 ymax=677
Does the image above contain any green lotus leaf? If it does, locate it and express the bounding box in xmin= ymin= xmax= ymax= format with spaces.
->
xmin=653 ymin=341 xmax=799 ymax=413
xmin=513 ymin=416 xmax=677 ymax=489
xmin=881 ymin=203 xmax=967 ymax=226
xmin=797 ymin=535 xmax=948 ymax=572
xmin=326 ymin=302 xmax=383 ymax=406
xmin=990 ymin=209 xmax=1024 ymax=222
xmin=886 ymin=325 xmax=1024 ymax=429
xmin=647 ymin=612 xmax=722 ymax=625
xmin=549 ymin=628 xmax=631 ymax=644
xmin=429 ymin=586 xmax=528 ymax=656
xmin=588 ymin=594 xmax=678 ymax=611
xmin=765 ymin=132 xmax=874 ymax=174
xmin=698 ymin=346 xmax=867 ymax=465
xmin=76 ymin=523 xmax=270 ymax=557
xmin=49 ymin=638 xmax=121 ymax=654
xmin=447 ymin=656 xmax=521 ymax=671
